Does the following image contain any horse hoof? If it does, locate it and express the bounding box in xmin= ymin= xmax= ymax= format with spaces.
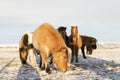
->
xmin=21 ymin=61 xmax=26 ymax=64
xmin=48 ymin=71 xmax=51 ymax=74
xmin=46 ymin=67 xmax=51 ymax=74
xmin=76 ymin=60 xmax=78 ymax=63
xmin=46 ymin=70 xmax=51 ymax=74
xmin=62 ymin=69 xmax=67 ymax=73
xmin=71 ymin=59 xmax=74 ymax=63
xmin=41 ymin=66 xmax=45 ymax=70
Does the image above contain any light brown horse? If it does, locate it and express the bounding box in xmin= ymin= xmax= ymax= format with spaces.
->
xmin=69 ymin=26 xmax=82 ymax=63
xmin=32 ymin=23 xmax=70 ymax=74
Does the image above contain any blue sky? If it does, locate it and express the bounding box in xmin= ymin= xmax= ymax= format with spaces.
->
xmin=0 ymin=0 xmax=120 ymax=44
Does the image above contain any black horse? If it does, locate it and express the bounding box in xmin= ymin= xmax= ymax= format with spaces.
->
xmin=57 ymin=26 xmax=69 ymax=47
xmin=80 ymin=35 xmax=97 ymax=59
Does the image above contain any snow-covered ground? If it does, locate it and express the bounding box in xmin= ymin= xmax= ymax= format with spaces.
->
xmin=0 ymin=42 xmax=120 ymax=80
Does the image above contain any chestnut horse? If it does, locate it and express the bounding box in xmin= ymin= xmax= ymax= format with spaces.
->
xmin=39 ymin=26 xmax=70 ymax=67
xmin=80 ymin=35 xmax=97 ymax=58
xmin=69 ymin=26 xmax=82 ymax=63
xmin=32 ymin=23 xmax=70 ymax=73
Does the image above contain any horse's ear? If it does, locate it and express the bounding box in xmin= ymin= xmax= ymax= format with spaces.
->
xmin=64 ymin=27 xmax=67 ymax=31
xmin=92 ymin=38 xmax=97 ymax=42
xmin=71 ymin=26 xmax=72 ymax=28
xmin=95 ymin=39 xmax=97 ymax=42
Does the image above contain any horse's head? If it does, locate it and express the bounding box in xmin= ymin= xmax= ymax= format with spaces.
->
xmin=53 ymin=48 xmax=70 ymax=72
xmin=87 ymin=38 xmax=97 ymax=55
xmin=89 ymin=38 xmax=97 ymax=49
xmin=19 ymin=48 xmax=28 ymax=64
xmin=58 ymin=27 xmax=67 ymax=40
xmin=71 ymin=26 xmax=78 ymax=36
xmin=58 ymin=26 xmax=66 ymax=31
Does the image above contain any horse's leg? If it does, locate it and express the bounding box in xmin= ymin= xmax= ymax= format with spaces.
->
xmin=81 ymin=45 xmax=87 ymax=59
xmin=39 ymin=53 xmax=53 ymax=70
xmin=71 ymin=46 xmax=75 ymax=63
xmin=87 ymin=47 xmax=93 ymax=55
xmin=86 ymin=46 xmax=89 ymax=54
xmin=41 ymin=56 xmax=45 ymax=70
xmin=27 ymin=49 xmax=38 ymax=67
xmin=49 ymin=54 xmax=53 ymax=65
xmin=34 ymin=49 xmax=43 ymax=68
xmin=40 ymin=49 xmax=51 ymax=74
xmin=39 ymin=54 xmax=42 ymax=68
xmin=89 ymin=49 xmax=93 ymax=55
xmin=75 ymin=46 xmax=79 ymax=63
xmin=26 ymin=48 xmax=41 ymax=75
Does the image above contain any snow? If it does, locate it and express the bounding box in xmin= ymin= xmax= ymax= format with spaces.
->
xmin=0 ymin=42 xmax=120 ymax=80
xmin=0 ymin=44 xmax=18 ymax=48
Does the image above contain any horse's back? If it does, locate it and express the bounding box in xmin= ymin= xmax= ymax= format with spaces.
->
xmin=33 ymin=23 xmax=66 ymax=51
xmin=81 ymin=35 xmax=97 ymax=45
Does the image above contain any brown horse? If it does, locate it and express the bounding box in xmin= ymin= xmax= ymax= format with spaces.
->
xmin=69 ymin=26 xmax=82 ymax=63
xmin=39 ymin=26 xmax=70 ymax=68
xmin=19 ymin=32 xmax=41 ymax=75
xmin=80 ymin=35 xmax=97 ymax=58
xmin=32 ymin=23 xmax=70 ymax=74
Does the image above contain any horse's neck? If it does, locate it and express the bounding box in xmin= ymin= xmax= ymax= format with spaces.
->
xmin=71 ymin=33 xmax=79 ymax=42
xmin=62 ymin=34 xmax=66 ymax=40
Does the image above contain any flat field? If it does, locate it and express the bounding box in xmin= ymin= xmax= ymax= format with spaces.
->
xmin=0 ymin=43 xmax=120 ymax=80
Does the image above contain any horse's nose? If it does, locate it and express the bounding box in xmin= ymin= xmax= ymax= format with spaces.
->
xmin=62 ymin=69 xmax=67 ymax=73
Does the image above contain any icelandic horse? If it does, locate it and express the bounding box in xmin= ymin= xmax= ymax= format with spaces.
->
xmin=19 ymin=32 xmax=40 ymax=75
xmin=32 ymin=23 xmax=70 ymax=74
xmin=80 ymin=35 xmax=97 ymax=59
xmin=57 ymin=26 xmax=69 ymax=47
xmin=69 ymin=26 xmax=82 ymax=63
